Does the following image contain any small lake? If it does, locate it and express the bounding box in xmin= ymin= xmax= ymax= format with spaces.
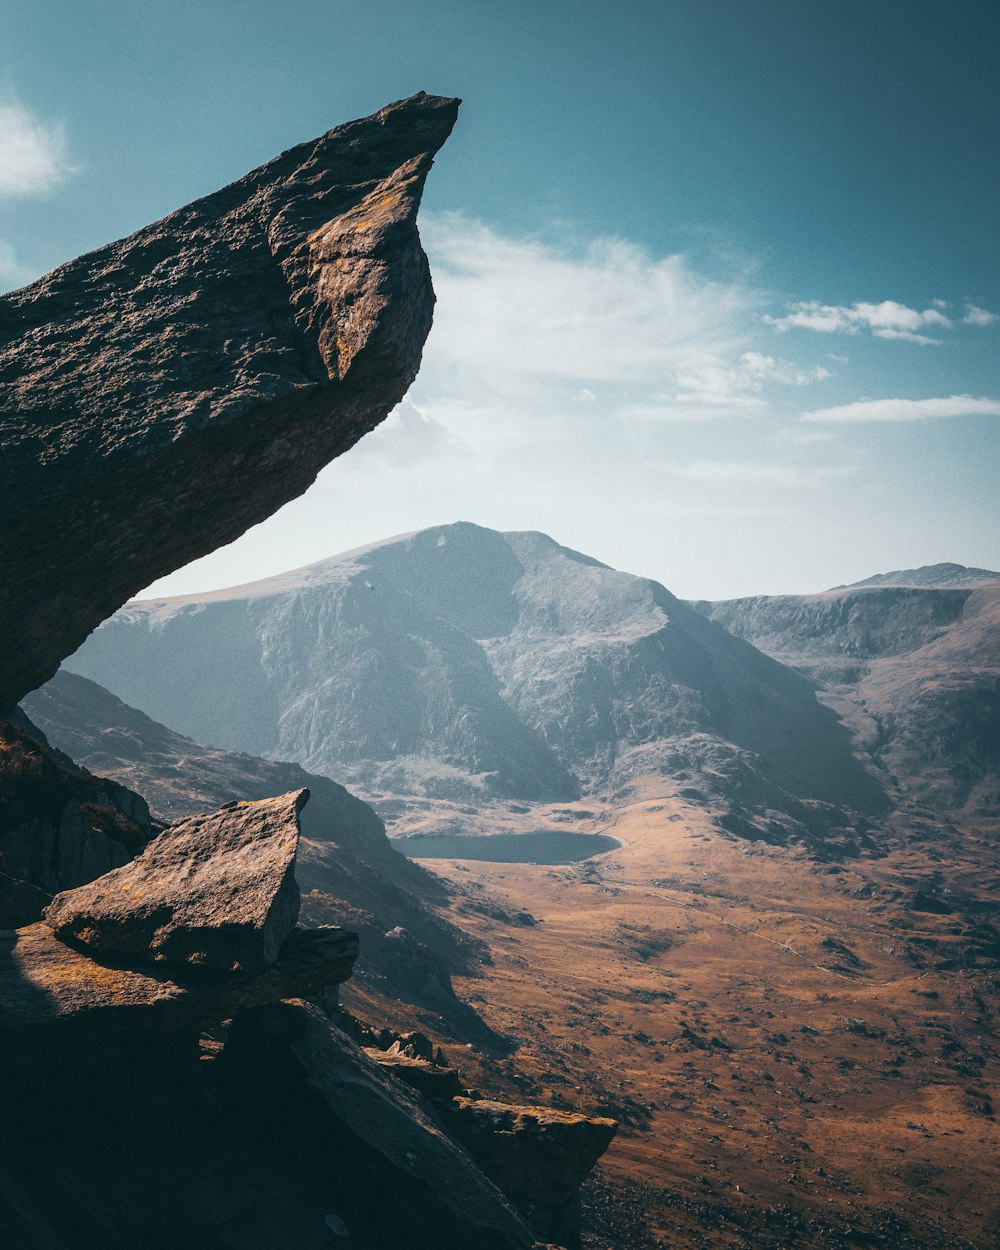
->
xmin=395 ymin=830 xmax=621 ymax=865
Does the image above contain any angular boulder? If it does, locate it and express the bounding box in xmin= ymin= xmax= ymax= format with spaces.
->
xmin=44 ymin=789 xmax=306 ymax=971
xmin=442 ymin=1097 xmax=618 ymax=1250
xmin=0 ymin=922 xmax=359 ymax=1062
xmin=0 ymin=92 xmax=459 ymax=712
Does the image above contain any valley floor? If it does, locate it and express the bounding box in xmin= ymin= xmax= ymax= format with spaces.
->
xmin=375 ymin=789 xmax=1000 ymax=1250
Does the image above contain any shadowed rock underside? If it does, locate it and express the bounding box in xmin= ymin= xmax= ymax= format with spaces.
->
xmin=0 ymin=91 xmax=459 ymax=711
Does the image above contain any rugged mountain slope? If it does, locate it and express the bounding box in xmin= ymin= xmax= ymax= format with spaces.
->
xmin=699 ymin=574 xmax=1000 ymax=820
xmin=0 ymin=92 xmax=458 ymax=711
xmin=23 ymin=669 xmax=494 ymax=1037
xmin=65 ymin=523 xmax=885 ymax=846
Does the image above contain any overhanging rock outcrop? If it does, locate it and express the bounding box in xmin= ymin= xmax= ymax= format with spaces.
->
xmin=0 ymin=92 xmax=459 ymax=711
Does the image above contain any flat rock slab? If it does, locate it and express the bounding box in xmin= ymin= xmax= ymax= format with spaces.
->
xmin=0 ymin=92 xmax=459 ymax=711
xmin=44 ymin=789 xmax=306 ymax=972
xmin=0 ymin=922 xmax=358 ymax=1061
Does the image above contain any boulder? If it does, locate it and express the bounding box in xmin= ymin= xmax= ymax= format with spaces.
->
xmin=44 ymin=790 xmax=306 ymax=971
xmin=0 ymin=922 xmax=358 ymax=1062
xmin=366 ymin=1049 xmax=465 ymax=1101
xmin=442 ymin=1097 xmax=617 ymax=1250
xmin=0 ymin=92 xmax=459 ymax=711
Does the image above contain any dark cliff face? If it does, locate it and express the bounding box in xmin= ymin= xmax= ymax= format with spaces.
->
xmin=0 ymin=713 xmax=155 ymax=926
xmin=0 ymin=92 xmax=459 ymax=712
xmin=65 ymin=522 xmax=887 ymax=839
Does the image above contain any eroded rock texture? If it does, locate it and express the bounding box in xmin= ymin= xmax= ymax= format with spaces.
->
xmin=442 ymin=1097 xmax=618 ymax=1250
xmin=0 ymin=91 xmax=459 ymax=711
xmin=44 ymin=789 xmax=306 ymax=971
xmin=0 ymin=921 xmax=359 ymax=1063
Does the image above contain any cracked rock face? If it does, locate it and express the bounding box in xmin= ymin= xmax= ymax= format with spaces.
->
xmin=0 ymin=91 xmax=459 ymax=711
xmin=44 ymin=789 xmax=307 ymax=972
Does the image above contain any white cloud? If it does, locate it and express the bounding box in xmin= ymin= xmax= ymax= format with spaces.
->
xmin=739 ymin=351 xmax=831 ymax=386
xmin=0 ymin=100 xmax=74 ymax=198
xmin=765 ymin=299 xmax=953 ymax=344
xmin=669 ymin=459 xmax=854 ymax=488
xmin=963 ymin=304 xmax=997 ymax=327
xmin=417 ymin=215 xmax=826 ymax=424
xmin=801 ymin=394 xmax=1000 ymax=424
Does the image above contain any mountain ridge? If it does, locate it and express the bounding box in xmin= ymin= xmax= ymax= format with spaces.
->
xmin=830 ymin=561 xmax=1000 ymax=591
xmin=65 ymin=521 xmax=885 ymax=851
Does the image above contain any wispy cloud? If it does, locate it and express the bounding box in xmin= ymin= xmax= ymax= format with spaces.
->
xmin=418 ymin=215 xmax=826 ymax=424
xmin=342 ymin=399 xmax=466 ymax=465
xmin=963 ymin=304 xmax=997 ymax=327
xmin=0 ymin=99 xmax=75 ymax=198
xmin=801 ymin=395 xmax=1000 ymax=424
xmin=765 ymin=299 xmax=952 ymax=345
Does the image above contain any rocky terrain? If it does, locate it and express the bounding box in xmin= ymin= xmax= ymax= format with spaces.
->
xmin=428 ymin=782 xmax=1000 ymax=1250
xmin=0 ymin=712 xmax=156 ymax=928
xmin=3 ymin=70 xmax=997 ymax=1250
xmin=22 ymin=669 xmax=508 ymax=1040
xmin=1 ymin=97 xmax=618 ymax=1250
xmin=3 ymin=779 xmax=617 ymax=1248
xmin=832 ymin=563 xmax=1000 ymax=591
xmin=64 ymin=522 xmax=887 ymax=853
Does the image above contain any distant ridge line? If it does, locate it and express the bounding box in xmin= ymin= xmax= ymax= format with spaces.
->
xmin=828 ymin=562 xmax=1000 ymax=592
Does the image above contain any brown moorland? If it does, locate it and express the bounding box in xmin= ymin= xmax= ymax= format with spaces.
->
xmin=394 ymin=785 xmax=1000 ymax=1250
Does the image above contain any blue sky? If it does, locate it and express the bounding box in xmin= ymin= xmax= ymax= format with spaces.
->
xmin=2 ymin=0 xmax=997 ymax=597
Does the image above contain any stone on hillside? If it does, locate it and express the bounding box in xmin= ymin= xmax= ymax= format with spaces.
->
xmin=0 ymin=922 xmax=358 ymax=1062
xmin=442 ymin=1097 xmax=618 ymax=1250
xmin=0 ymin=714 xmax=154 ymax=915
xmin=0 ymin=92 xmax=459 ymax=711
xmin=44 ymin=790 xmax=307 ymax=972
xmin=367 ymin=1049 xmax=464 ymax=1101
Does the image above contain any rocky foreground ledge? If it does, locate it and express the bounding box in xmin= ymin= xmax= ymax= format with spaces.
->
xmin=0 ymin=784 xmax=614 ymax=1249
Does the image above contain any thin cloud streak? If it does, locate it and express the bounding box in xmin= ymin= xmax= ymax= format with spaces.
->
xmin=801 ymin=395 xmax=1000 ymax=424
xmin=963 ymin=304 xmax=998 ymax=327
